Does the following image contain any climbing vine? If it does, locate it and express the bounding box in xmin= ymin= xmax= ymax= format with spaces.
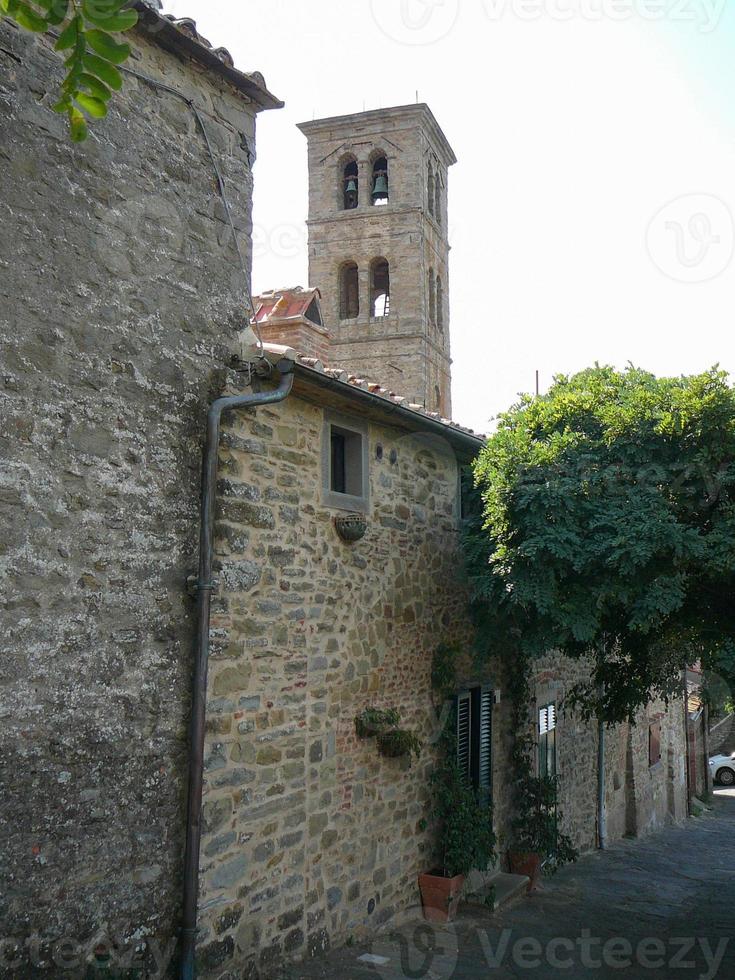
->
xmin=506 ymin=652 xmax=577 ymax=870
xmin=1 ymin=0 xmax=137 ymax=140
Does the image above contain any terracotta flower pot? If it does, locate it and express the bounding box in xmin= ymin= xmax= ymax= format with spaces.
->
xmin=418 ymin=870 xmax=465 ymax=922
xmin=507 ymin=850 xmax=542 ymax=893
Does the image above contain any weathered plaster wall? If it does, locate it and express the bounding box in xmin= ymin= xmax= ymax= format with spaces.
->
xmin=0 ymin=18 xmax=262 ymax=974
xmin=197 ymin=387 xmax=476 ymax=976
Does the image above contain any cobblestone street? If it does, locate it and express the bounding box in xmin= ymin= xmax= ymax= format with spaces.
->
xmin=282 ymin=790 xmax=735 ymax=979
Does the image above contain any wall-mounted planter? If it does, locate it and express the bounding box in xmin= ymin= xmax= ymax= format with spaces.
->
xmin=377 ymin=729 xmax=422 ymax=762
xmin=334 ymin=513 xmax=367 ymax=542
xmin=355 ymin=707 xmax=400 ymax=739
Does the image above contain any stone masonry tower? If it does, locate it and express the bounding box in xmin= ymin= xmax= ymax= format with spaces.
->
xmin=297 ymin=105 xmax=456 ymax=416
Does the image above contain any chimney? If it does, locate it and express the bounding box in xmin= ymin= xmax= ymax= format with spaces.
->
xmin=251 ymin=287 xmax=330 ymax=363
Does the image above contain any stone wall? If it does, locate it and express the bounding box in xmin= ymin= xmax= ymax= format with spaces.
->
xmin=196 ymin=383 xmax=478 ymax=976
xmin=0 ymin=18 xmax=265 ymax=974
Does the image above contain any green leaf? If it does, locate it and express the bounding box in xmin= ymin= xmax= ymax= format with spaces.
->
xmin=11 ymin=1 xmax=49 ymax=31
xmin=82 ymin=0 xmax=137 ymax=31
xmin=86 ymin=28 xmax=130 ymax=64
xmin=37 ymin=0 xmax=68 ymax=23
xmin=52 ymin=94 xmax=72 ymax=113
xmin=68 ymin=105 xmax=88 ymax=142
xmin=54 ymin=13 xmax=79 ymax=49
xmin=74 ymin=92 xmax=108 ymax=118
xmin=82 ymin=51 xmax=122 ymax=90
xmin=79 ymin=71 xmax=111 ymax=101
xmin=0 ymin=0 xmax=10 ymax=14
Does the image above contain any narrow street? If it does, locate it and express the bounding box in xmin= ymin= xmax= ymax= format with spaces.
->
xmin=283 ymin=790 xmax=735 ymax=979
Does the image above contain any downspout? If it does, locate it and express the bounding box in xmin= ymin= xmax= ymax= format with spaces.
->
xmin=597 ymin=674 xmax=606 ymax=850
xmin=180 ymin=358 xmax=295 ymax=980
xmin=597 ymin=715 xmax=606 ymax=849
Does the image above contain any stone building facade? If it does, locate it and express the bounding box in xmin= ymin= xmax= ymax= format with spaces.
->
xmin=0 ymin=7 xmax=281 ymax=976
xmin=297 ymin=106 xmax=455 ymax=417
xmin=1 ymin=10 xmax=691 ymax=980
xmin=194 ymin=350 xmax=483 ymax=974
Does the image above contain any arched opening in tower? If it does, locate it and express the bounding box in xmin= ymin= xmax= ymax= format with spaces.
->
xmin=370 ymin=258 xmax=390 ymax=317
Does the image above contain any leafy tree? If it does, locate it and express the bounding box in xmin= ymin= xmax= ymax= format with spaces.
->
xmin=0 ymin=0 xmax=137 ymax=141
xmin=465 ymin=365 xmax=735 ymax=724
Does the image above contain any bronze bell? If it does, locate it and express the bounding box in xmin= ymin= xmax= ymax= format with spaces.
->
xmin=372 ymin=173 xmax=389 ymax=201
xmin=345 ymin=178 xmax=357 ymax=194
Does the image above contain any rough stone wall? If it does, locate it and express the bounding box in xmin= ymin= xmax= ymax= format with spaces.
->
xmin=0 ymin=19 xmax=263 ymax=974
xmin=486 ymin=654 xmax=688 ymax=859
xmin=300 ymin=108 xmax=453 ymax=414
xmin=196 ymin=387 xmax=476 ymax=976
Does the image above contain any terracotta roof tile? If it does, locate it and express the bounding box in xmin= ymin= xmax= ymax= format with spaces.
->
xmin=252 ymin=341 xmax=485 ymax=442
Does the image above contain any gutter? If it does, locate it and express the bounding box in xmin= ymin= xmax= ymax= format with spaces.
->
xmin=180 ymin=358 xmax=295 ymax=980
xmin=292 ymin=363 xmax=484 ymax=456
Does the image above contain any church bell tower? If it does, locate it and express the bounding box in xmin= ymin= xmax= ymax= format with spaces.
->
xmin=297 ymin=104 xmax=456 ymax=416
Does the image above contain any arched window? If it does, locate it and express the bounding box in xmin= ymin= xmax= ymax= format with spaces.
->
xmin=339 ymin=262 xmax=359 ymax=319
xmin=342 ymin=158 xmax=358 ymax=210
xmin=427 ymin=165 xmax=435 ymax=217
xmin=370 ymin=258 xmax=390 ymax=317
xmin=436 ymin=274 xmax=444 ymax=331
xmin=371 ymin=156 xmax=389 ymax=206
xmin=428 ymin=266 xmax=435 ymax=323
xmin=434 ymin=385 xmax=441 ymax=410
xmin=434 ymin=175 xmax=441 ymax=226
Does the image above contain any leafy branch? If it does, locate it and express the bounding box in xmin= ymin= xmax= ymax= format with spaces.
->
xmin=0 ymin=0 xmax=137 ymax=141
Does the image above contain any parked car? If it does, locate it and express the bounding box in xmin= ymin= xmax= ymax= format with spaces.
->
xmin=709 ymin=753 xmax=735 ymax=786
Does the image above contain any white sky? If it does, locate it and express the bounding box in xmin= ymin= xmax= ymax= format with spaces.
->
xmin=163 ymin=0 xmax=735 ymax=433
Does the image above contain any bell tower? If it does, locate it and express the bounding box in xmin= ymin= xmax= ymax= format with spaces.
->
xmin=297 ymin=104 xmax=456 ymax=416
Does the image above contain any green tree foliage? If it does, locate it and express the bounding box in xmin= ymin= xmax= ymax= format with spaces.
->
xmin=465 ymin=365 xmax=735 ymax=723
xmin=0 ymin=0 xmax=137 ymax=141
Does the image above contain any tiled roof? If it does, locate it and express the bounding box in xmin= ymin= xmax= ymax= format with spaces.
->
xmin=257 ymin=342 xmax=485 ymax=444
xmin=253 ymin=287 xmax=322 ymax=324
xmin=134 ymin=1 xmax=283 ymax=110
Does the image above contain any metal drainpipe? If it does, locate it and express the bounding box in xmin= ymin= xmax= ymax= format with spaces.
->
xmin=180 ymin=358 xmax=295 ymax=980
xmin=597 ymin=716 xmax=607 ymax=849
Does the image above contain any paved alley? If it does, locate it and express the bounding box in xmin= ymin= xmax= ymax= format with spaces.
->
xmin=282 ymin=789 xmax=735 ymax=979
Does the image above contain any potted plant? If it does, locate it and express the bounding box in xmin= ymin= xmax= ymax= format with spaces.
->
xmin=507 ymin=745 xmax=577 ymax=891
xmin=354 ymin=707 xmax=400 ymax=739
xmin=419 ymin=757 xmax=496 ymax=922
xmin=376 ymin=728 xmax=422 ymax=762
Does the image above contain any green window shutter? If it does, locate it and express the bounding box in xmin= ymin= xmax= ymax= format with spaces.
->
xmin=456 ymin=691 xmax=472 ymax=784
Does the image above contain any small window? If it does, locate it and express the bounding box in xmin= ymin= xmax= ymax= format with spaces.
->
xmin=649 ymin=720 xmax=661 ymax=767
xmin=456 ymin=686 xmax=493 ymax=805
xmin=436 ymin=275 xmax=444 ymax=331
xmin=343 ymin=158 xmax=358 ymax=210
xmin=370 ymin=258 xmax=390 ymax=317
xmin=323 ymin=412 xmax=369 ymax=512
xmin=428 ymin=267 xmax=435 ymax=323
xmin=434 ymin=174 xmax=441 ymax=225
xmin=371 ymin=156 xmax=388 ymax=206
xmin=427 ymin=165 xmax=435 ymax=217
xmin=538 ymin=703 xmax=557 ymax=778
xmin=339 ymin=262 xmax=359 ymax=320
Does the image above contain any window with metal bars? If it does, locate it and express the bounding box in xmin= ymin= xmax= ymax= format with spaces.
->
xmin=538 ymin=702 xmax=557 ymax=778
xmin=455 ymin=687 xmax=493 ymax=805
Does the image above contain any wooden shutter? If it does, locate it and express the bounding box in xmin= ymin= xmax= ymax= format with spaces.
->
xmin=456 ymin=691 xmax=472 ymax=783
xmin=473 ymin=686 xmax=493 ymax=805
